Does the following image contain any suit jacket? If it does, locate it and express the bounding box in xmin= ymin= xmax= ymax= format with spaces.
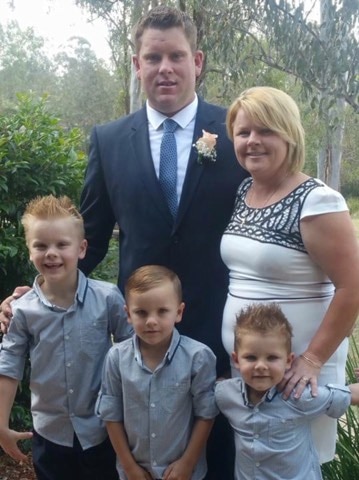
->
xmin=79 ymin=98 xmax=248 ymax=375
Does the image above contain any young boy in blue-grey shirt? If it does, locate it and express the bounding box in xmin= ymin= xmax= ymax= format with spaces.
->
xmin=215 ymin=303 xmax=359 ymax=480
xmin=96 ymin=265 xmax=218 ymax=480
xmin=0 ymin=195 xmax=131 ymax=480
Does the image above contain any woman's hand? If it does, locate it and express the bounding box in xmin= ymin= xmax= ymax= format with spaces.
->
xmin=277 ymin=352 xmax=322 ymax=400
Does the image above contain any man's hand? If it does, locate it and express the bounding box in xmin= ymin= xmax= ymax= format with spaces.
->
xmin=0 ymin=427 xmax=33 ymax=462
xmin=0 ymin=286 xmax=31 ymax=334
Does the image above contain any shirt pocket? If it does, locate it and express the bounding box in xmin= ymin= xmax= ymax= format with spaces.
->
xmin=80 ymin=317 xmax=111 ymax=358
xmin=161 ymin=381 xmax=191 ymax=414
xmin=268 ymin=418 xmax=297 ymax=449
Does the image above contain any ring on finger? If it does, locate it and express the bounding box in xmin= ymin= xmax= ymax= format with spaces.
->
xmin=299 ymin=376 xmax=309 ymax=383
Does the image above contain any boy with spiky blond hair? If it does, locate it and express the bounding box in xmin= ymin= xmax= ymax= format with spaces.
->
xmin=0 ymin=195 xmax=131 ymax=480
xmin=216 ymin=303 xmax=359 ymax=480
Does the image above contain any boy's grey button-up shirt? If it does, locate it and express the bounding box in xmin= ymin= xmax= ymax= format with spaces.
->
xmin=96 ymin=329 xmax=218 ymax=480
xmin=215 ymin=378 xmax=351 ymax=480
xmin=0 ymin=270 xmax=131 ymax=449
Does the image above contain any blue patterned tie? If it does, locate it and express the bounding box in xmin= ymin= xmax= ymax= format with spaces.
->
xmin=159 ymin=118 xmax=178 ymax=218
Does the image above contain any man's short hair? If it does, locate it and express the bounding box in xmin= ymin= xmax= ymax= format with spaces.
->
xmin=133 ymin=5 xmax=197 ymax=53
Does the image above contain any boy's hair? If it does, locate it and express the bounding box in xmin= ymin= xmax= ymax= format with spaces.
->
xmin=21 ymin=195 xmax=85 ymax=241
xmin=125 ymin=265 xmax=182 ymax=302
xmin=226 ymin=86 xmax=305 ymax=173
xmin=234 ymin=303 xmax=293 ymax=353
xmin=133 ymin=5 xmax=198 ymax=53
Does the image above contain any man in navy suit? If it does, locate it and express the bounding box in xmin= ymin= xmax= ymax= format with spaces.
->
xmin=1 ymin=6 xmax=248 ymax=479
xmin=79 ymin=6 xmax=248 ymax=479
xmin=80 ymin=5 xmax=247 ymax=379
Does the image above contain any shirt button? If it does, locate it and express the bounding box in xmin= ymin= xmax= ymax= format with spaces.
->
xmin=69 ymin=389 xmax=74 ymax=394
xmin=66 ymin=363 xmax=71 ymax=368
xmin=151 ymin=433 xmax=156 ymax=438
xmin=256 ymin=462 xmax=260 ymax=467
xmin=151 ymin=403 xmax=155 ymax=408
xmin=65 ymin=335 xmax=69 ymax=340
xmin=254 ymin=408 xmax=259 ymax=413
xmin=153 ymin=461 xmax=157 ymax=466
xmin=254 ymin=434 xmax=259 ymax=439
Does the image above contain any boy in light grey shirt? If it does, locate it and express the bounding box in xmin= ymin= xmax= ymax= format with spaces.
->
xmin=215 ymin=303 xmax=359 ymax=480
xmin=96 ymin=265 xmax=218 ymax=480
xmin=0 ymin=195 xmax=131 ymax=480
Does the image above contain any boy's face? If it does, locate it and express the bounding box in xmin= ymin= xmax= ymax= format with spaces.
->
xmin=27 ymin=217 xmax=87 ymax=285
xmin=126 ymin=280 xmax=184 ymax=351
xmin=232 ymin=332 xmax=294 ymax=398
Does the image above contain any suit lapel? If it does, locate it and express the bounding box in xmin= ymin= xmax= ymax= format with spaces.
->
xmin=175 ymin=100 xmax=217 ymax=228
xmin=130 ymin=108 xmax=173 ymax=223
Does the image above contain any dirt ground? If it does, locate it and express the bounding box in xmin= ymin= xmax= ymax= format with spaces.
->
xmin=0 ymin=452 xmax=36 ymax=480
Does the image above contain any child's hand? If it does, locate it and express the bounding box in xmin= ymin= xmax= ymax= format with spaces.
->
xmin=124 ymin=463 xmax=153 ymax=480
xmin=0 ymin=427 xmax=33 ymax=462
xmin=163 ymin=458 xmax=193 ymax=480
xmin=354 ymin=367 xmax=359 ymax=381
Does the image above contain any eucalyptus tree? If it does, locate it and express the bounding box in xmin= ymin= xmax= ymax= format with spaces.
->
xmin=205 ymin=0 xmax=359 ymax=188
xmin=53 ymin=36 xmax=121 ymax=134
xmin=0 ymin=21 xmax=56 ymax=110
xmin=75 ymin=0 xmax=157 ymax=113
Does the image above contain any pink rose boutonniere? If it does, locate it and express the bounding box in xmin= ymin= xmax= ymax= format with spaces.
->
xmin=193 ymin=130 xmax=218 ymax=165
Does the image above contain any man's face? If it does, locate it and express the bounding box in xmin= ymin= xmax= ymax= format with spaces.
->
xmin=133 ymin=27 xmax=203 ymax=116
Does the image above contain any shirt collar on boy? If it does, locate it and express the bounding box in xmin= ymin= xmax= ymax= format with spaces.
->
xmin=241 ymin=381 xmax=278 ymax=407
xmin=33 ymin=270 xmax=88 ymax=310
xmin=133 ymin=328 xmax=181 ymax=372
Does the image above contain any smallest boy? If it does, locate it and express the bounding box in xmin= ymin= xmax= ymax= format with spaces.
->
xmin=215 ymin=303 xmax=359 ymax=480
xmin=0 ymin=195 xmax=131 ymax=480
xmin=96 ymin=265 xmax=218 ymax=480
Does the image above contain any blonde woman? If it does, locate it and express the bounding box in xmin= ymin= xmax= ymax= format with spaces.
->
xmin=220 ymin=86 xmax=359 ymax=463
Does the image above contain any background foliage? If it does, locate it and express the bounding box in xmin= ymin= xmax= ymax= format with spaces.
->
xmin=0 ymin=93 xmax=85 ymax=300
xmin=0 ymin=0 xmax=359 ymax=469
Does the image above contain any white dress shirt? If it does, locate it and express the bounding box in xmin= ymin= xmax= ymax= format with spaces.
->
xmin=146 ymin=96 xmax=198 ymax=203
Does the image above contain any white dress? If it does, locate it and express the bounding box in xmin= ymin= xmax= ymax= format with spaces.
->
xmin=220 ymin=177 xmax=349 ymax=463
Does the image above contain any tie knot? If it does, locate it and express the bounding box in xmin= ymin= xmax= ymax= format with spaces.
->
xmin=163 ymin=118 xmax=178 ymax=133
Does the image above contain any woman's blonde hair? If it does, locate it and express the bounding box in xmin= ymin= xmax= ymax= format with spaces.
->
xmin=226 ymin=86 xmax=305 ymax=173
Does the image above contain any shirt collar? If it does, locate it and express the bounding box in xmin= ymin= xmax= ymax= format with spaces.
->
xmin=146 ymin=95 xmax=198 ymax=130
xmin=240 ymin=381 xmax=278 ymax=407
xmin=133 ymin=328 xmax=181 ymax=370
xmin=32 ymin=269 xmax=88 ymax=310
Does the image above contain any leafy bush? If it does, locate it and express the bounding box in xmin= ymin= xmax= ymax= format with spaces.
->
xmin=90 ymin=237 xmax=119 ymax=284
xmin=322 ymin=337 xmax=359 ymax=479
xmin=0 ymin=93 xmax=85 ymax=299
xmin=346 ymin=197 xmax=359 ymax=217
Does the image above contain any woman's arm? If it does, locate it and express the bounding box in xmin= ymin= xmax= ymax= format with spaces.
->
xmin=280 ymin=210 xmax=359 ymax=399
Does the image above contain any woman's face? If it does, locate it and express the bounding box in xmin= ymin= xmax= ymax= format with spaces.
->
xmin=232 ymin=108 xmax=289 ymax=180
